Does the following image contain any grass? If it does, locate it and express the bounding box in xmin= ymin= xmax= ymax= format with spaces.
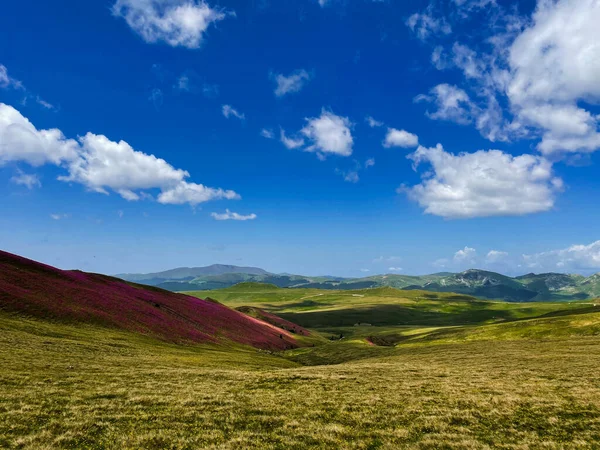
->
xmin=185 ymin=283 xmax=595 ymax=328
xmin=3 ymin=283 xmax=600 ymax=448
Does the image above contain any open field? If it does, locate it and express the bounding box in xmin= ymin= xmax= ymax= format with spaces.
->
xmin=3 ymin=310 xmax=600 ymax=449
xmin=185 ymin=283 xmax=598 ymax=329
xmin=2 ymin=279 xmax=600 ymax=448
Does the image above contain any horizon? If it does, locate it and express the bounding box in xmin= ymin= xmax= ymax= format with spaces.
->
xmin=2 ymin=0 xmax=600 ymax=278
xmin=111 ymin=260 xmax=599 ymax=280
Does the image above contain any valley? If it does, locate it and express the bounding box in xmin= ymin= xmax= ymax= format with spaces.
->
xmin=2 ymin=252 xmax=600 ymax=448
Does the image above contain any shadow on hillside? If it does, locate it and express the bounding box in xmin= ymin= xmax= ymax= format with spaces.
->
xmin=276 ymin=304 xmax=519 ymax=328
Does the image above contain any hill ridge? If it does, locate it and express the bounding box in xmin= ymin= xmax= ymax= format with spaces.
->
xmin=0 ymin=250 xmax=301 ymax=350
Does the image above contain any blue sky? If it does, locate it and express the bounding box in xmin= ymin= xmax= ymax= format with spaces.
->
xmin=2 ymin=0 xmax=600 ymax=277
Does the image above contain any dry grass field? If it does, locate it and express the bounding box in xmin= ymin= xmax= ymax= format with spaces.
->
xmin=3 ymin=282 xmax=600 ymax=449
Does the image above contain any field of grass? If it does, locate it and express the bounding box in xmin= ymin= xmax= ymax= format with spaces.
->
xmin=186 ymin=283 xmax=596 ymax=329
xmin=3 ymin=283 xmax=600 ymax=448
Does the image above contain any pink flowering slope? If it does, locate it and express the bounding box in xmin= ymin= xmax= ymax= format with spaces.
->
xmin=0 ymin=250 xmax=300 ymax=350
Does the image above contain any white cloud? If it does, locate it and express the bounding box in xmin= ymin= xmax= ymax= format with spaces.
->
xmin=112 ymin=0 xmax=227 ymax=49
xmin=373 ymin=256 xmax=401 ymax=263
xmin=260 ymin=128 xmax=274 ymax=139
xmin=11 ymin=171 xmax=41 ymax=189
xmin=366 ymin=116 xmax=383 ymax=128
xmin=0 ymin=64 xmax=23 ymax=90
xmin=360 ymin=268 xmax=370 ymax=273
xmin=507 ymin=0 xmax=600 ymax=154
xmin=0 ymin=65 xmax=8 ymax=88
xmin=403 ymin=144 xmax=563 ymax=219
xmin=365 ymin=158 xmax=375 ymax=168
xmin=523 ymin=241 xmax=600 ymax=273
xmin=342 ymin=171 xmax=359 ymax=183
xmin=383 ymin=128 xmax=419 ymax=148
xmin=174 ymin=74 xmax=190 ymax=91
xmin=486 ymin=250 xmax=508 ymax=263
xmin=301 ymin=109 xmax=353 ymax=157
xmin=1 ymin=103 xmax=239 ymax=207
xmin=158 ymin=181 xmax=239 ymax=206
xmin=35 ymin=97 xmax=55 ymax=110
xmin=431 ymin=46 xmax=448 ymax=70
xmin=222 ymin=104 xmax=245 ymax=120
xmin=406 ymin=8 xmax=451 ymax=41
xmin=272 ymin=69 xmax=311 ymax=97
xmin=388 ymin=267 xmax=403 ymax=272
xmin=59 ymin=133 xmax=189 ymax=199
xmin=422 ymin=0 xmax=600 ymax=154
xmin=415 ymin=84 xmax=474 ymax=125
xmin=454 ymin=246 xmax=476 ymax=263
xmin=118 ymin=210 xmax=124 ymax=218
xmin=280 ymin=129 xmax=305 ymax=149
xmin=210 ymin=209 xmax=257 ymax=221
xmin=0 ymin=103 xmax=79 ymax=166
xmin=50 ymin=213 xmax=69 ymax=220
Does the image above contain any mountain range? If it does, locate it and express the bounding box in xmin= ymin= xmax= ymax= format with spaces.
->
xmin=115 ymin=265 xmax=600 ymax=302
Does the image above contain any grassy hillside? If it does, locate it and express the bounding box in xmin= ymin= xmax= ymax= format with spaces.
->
xmin=3 ymin=306 xmax=600 ymax=448
xmin=4 ymin=256 xmax=600 ymax=448
xmin=0 ymin=251 xmax=303 ymax=350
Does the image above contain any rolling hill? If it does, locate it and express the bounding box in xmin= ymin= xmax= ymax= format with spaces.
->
xmin=0 ymin=250 xmax=302 ymax=351
xmin=119 ymin=265 xmax=600 ymax=302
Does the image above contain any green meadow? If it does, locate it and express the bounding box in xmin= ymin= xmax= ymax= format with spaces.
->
xmin=3 ymin=283 xmax=600 ymax=448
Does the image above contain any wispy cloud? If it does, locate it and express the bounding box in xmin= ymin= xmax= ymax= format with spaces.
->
xmin=222 ymin=104 xmax=245 ymax=120
xmin=211 ymin=209 xmax=257 ymax=221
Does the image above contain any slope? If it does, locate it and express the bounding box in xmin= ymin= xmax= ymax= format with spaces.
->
xmin=0 ymin=251 xmax=300 ymax=350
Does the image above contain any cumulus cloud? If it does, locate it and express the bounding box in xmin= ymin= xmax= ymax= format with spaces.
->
xmin=403 ymin=144 xmax=563 ymax=219
xmin=112 ymin=0 xmax=228 ymax=49
xmin=0 ymin=103 xmax=239 ymax=207
xmin=365 ymin=158 xmax=375 ymax=168
xmin=486 ymin=250 xmax=508 ymax=263
xmin=388 ymin=267 xmax=403 ymax=272
xmin=507 ymin=0 xmax=600 ymax=154
xmin=383 ymin=128 xmax=419 ymax=148
xmin=222 ymin=104 xmax=245 ymax=120
xmin=0 ymin=103 xmax=79 ymax=166
xmin=11 ymin=171 xmax=41 ymax=189
xmin=272 ymin=69 xmax=312 ymax=97
xmin=157 ymin=181 xmax=239 ymax=206
xmin=59 ymin=133 xmax=189 ymax=199
xmin=523 ymin=241 xmax=600 ymax=273
xmin=420 ymin=0 xmax=600 ymax=154
xmin=454 ymin=246 xmax=476 ymax=263
xmin=301 ymin=109 xmax=353 ymax=157
xmin=210 ymin=209 xmax=257 ymax=221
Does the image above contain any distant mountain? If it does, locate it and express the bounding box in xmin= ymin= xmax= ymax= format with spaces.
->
xmin=115 ymin=264 xmax=269 ymax=285
xmin=118 ymin=265 xmax=600 ymax=302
